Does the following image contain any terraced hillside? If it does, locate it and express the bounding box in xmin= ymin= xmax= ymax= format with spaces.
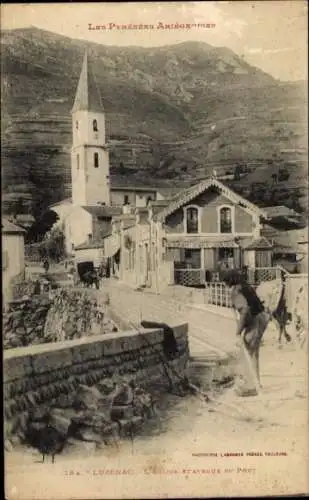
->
xmin=1 ymin=27 xmax=307 ymax=217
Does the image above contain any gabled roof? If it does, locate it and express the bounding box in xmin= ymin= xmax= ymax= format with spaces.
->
xmin=154 ymin=177 xmax=269 ymax=221
xmin=72 ymin=51 xmax=104 ymax=113
xmin=243 ymin=237 xmax=273 ymax=250
xmin=81 ymin=206 xmax=122 ymax=218
xmin=2 ymin=219 xmax=26 ymax=234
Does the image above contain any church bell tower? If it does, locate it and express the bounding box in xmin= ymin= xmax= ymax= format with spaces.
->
xmin=71 ymin=51 xmax=110 ymax=206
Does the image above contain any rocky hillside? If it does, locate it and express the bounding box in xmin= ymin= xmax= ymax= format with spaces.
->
xmin=1 ymin=27 xmax=307 ymax=216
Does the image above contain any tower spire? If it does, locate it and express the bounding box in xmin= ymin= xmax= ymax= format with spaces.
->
xmin=72 ymin=50 xmax=104 ymax=113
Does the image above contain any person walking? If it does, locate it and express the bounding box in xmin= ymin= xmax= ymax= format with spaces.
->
xmin=43 ymin=259 xmax=49 ymax=273
xmin=222 ymin=270 xmax=271 ymax=397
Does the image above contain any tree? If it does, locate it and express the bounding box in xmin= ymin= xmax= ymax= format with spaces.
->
xmin=26 ymin=210 xmax=59 ymax=243
xmin=39 ymin=225 xmax=66 ymax=263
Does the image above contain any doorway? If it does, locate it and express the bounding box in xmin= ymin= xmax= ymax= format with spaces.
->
xmin=183 ymin=248 xmax=201 ymax=269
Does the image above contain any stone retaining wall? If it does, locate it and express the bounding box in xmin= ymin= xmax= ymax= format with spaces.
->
xmin=4 ymin=323 xmax=189 ymax=441
xmin=3 ymin=289 xmax=117 ymax=350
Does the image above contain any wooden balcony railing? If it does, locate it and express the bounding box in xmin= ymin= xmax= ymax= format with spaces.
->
xmin=174 ymin=268 xmax=204 ymax=287
xmin=247 ymin=267 xmax=282 ymax=284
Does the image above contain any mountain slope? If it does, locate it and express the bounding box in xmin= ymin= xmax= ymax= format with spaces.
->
xmin=1 ymin=28 xmax=307 ymax=217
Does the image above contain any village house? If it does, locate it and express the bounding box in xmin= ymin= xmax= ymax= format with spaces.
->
xmin=103 ymin=177 xmax=272 ymax=290
xmin=2 ymin=219 xmax=26 ymax=308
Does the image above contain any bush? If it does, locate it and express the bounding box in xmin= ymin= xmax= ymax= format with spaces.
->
xmin=38 ymin=226 xmax=66 ymax=263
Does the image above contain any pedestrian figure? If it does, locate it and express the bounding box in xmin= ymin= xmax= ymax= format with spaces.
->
xmin=43 ymin=259 xmax=49 ymax=273
xmin=272 ymin=273 xmax=292 ymax=345
xmin=222 ymin=270 xmax=270 ymax=396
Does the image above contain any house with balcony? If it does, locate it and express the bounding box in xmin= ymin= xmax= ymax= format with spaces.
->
xmin=105 ymin=177 xmax=276 ymax=290
xmin=154 ymin=177 xmax=271 ymax=286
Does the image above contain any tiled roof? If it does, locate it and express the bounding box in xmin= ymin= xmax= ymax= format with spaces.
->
xmin=264 ymin=205 xmax=302 ymax=218
xmin=81 ymin=206 xmax=122 ymax=218
xmin=242 ymin=237 xmax=273 ymax=250
xmin=2 ymin=219 xmax=26 ymax=233
xmin=74 ymin=239 xmax=106 ymax=250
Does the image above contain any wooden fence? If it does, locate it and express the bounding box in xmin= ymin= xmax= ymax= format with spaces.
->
xmin=174 ymin=266 xmax=287 ymax=287
xmin=174 ymin=268 xmax=204 ymax=287
xmin=204 ymin=282 xmax=233 ymax=308
xmin=24 ymin=244 xmax=42 ymax=263
xmin=247 ymin=267 xmax=282 ymax=284
xmin=173 ymin=266 xmax=308 ymax=311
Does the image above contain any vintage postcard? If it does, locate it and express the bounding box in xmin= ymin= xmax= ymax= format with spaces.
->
xmin=2 ymin=1 xmax=308 ymax=498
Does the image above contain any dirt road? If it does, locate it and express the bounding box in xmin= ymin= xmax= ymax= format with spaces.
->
xmin=5 ymin=332 xmax=308 ymax=499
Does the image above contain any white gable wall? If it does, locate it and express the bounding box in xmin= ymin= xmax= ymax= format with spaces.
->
xmin=65 ymin=207 xmax=93 ymax=254
xmin=74 ymin=247 xmax=104 ymax=266
xmin=50 ymin=203 xmax=74 ymax=226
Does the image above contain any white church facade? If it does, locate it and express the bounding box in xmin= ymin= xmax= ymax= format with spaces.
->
xmin=51 ymin=51 xmax=162 ymax=255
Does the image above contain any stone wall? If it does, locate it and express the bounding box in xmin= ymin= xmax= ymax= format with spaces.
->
xmin=3 ymin=289 xmax=117 ymax=350
xmin=44 ymin=288 xmax=114 ymax=342
xmin=3 ymin=323 xmax=189 ymax=447
xmin=11 ymin=278 xmax=38 ymax=300
xmin=3 ymin=296 xmax=51 ymax=349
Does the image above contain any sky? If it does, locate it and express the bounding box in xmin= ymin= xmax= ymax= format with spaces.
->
xmin=1 ymin=1 xmax=308 ymax=81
